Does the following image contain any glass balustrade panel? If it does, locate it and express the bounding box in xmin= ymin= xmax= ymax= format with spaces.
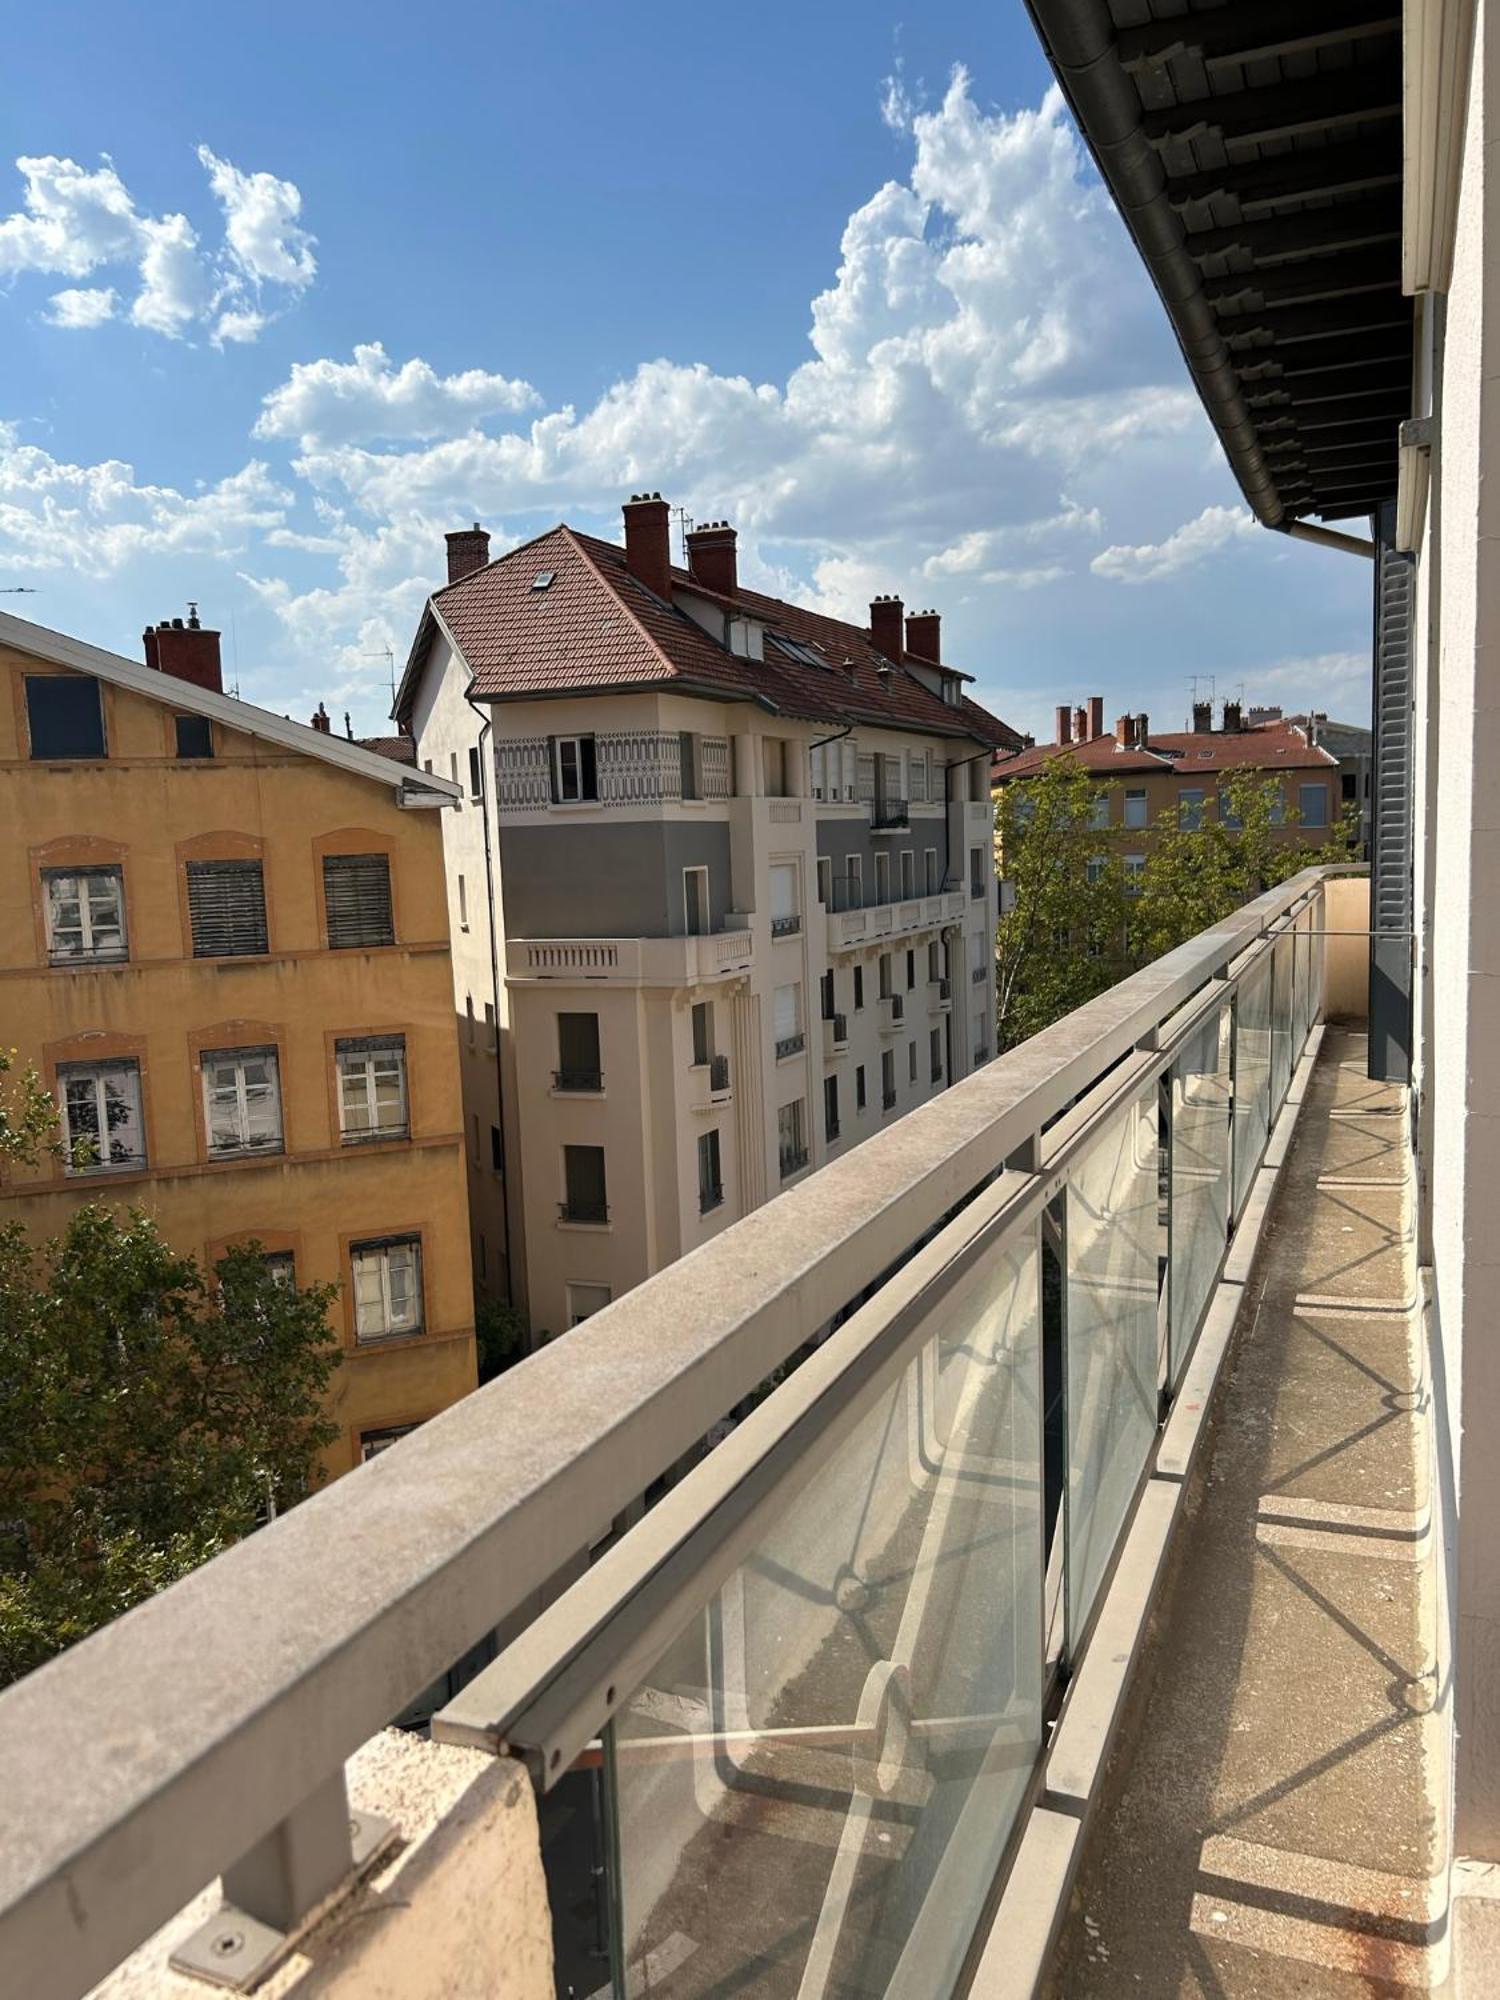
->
xmin=1168 ymin=1004 xmax=1232 ymax=1388
xmin=1233 ymin=957 xmax=1273 ymax=1219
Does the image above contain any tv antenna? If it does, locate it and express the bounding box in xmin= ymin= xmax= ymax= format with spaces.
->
xmin=671 ymin=506 xmax=695 ymax=565
xmin=365 ymin=645 xmax=397 ymax=708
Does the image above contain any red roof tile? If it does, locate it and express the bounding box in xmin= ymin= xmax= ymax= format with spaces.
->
xmin=403 ymin=523 xmax=1021 ymax=750
xmin=992 ymin=718 xmax=1336 ymax=783
xmin=357 ymin=733 xmax=416 ymax=765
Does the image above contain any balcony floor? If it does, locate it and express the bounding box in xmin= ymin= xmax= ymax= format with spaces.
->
xmin=1050 ymin=1028 xmax=1443 ymax=1997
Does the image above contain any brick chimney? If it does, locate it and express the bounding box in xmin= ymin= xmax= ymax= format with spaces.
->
xmin=684 ymin=520 xmax=737 ymax=596
xmin=1115 ymin=713 xmax=1133 ymax=747
xmin=445 ymin=523 xmax=490 ymax=584
xmin=1222 ymin=698 xmax=1243 ymax=733
xmin=1192 ymin=699 xmax=1212 ymax=734
xmin=141 ymin=605 xmax=222 ymax=694
xmin=310 ymin=702 xmax=332 ymax=734
xmin=1135 ymin=713 xmax=1150 ymax=748
xmin=1088 ymin=695 xmax=1104 ymax=741
xmin=869 ymin=594 xmax=905 ymax=661
xmin=623 ymin=492 xmax=672 ymax=600
xmin=1074 ymin=705 xmax=1088 ymax=743
xmin=905 ymin=608 xmax=941 ymax=663
xmin=1056 ymin=704 xmax=1073 ymax=745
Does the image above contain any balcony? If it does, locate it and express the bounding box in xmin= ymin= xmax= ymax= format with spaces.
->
xmin=871 ymin=797 xmax=909 ymax=830
xmin=508 ymin=927 xmax=754 ymax=988
xmin=698 ymin=1183 xmax=724 ymax=1216
xmin=932 ymin=976 xmax=952 ymax=1008
xmin=551 ymin=1066 xmax=603 ymax=1094
xmin=972 ymin=1042 xmax=990 ymax=1065
xmin=827 ymin=885 xmax=966 ymax=953
xmin=557 ymin=1195 xmax=608 ymax=1225
xmin=878 ymin=992 xmax=905 ymax=1033
xmin=822 ymin=1011 xmax=849 ymax=1059
xmin=774 ymin=1031 xmax=806 ymax=1061
xmin=688 ymin=1053 xmax=731 ymax=1111
xmin=971 ymin=963 xmax=988 ymax=985
xmin=770 ymin=913 xmax=801 ymax=940
xmin=881 ymin=1085 xmax=898 ymax=1110
xmin=0 ymin=871 xmax=1419 ymax=2000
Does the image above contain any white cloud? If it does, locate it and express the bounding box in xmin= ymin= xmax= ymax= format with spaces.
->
xmin=0 ymin=423 xmax=289 ymax=574
xmin=254 ymin=342 xmax=540 ymax=446
xmin=45 ymin=285 xmax=117 ymax=328
xmin=0 ymin=146 xmax=314 ymax=344
xmin=1089 ymin=504 xmax=1259 ymax=584
xmin=1253 ymin=650 xmax=1369 ymax=693
xmin=197 ymin=146 xmax=316 ymax=289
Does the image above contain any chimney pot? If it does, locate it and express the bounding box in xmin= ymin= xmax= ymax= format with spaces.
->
xmin=685 ymin=519 xmax=738 ymax=596
xmin=1191 ymin=699 xmax=1213 ymax=734
xmin=311 ymin=702 xmax=331 ymax=734
xmin=869 ymin=594 xmax=905 ymax=661
xmin=1056 ymin=704 xmax=1073 ymax=745
xmin=141 ymin=606 xmax=223 ymax=694
xmin=1115 ymin=713 xmax=1133 ymax=747
xmin=1222 ymin=698 xmax=1243 ymax=733
xmin=444 ymin=524 xmax=491 ymax=586
xmin=622 ymin=492 xmax=672 ymax=600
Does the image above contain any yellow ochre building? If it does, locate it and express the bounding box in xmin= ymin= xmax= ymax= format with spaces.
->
xmin=0 ymin=606 xmax=477 ymax=1476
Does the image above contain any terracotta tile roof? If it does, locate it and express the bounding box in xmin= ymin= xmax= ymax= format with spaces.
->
xmin=992 ymin=719 xmax=1337 ymax=784
xmin=356 ymin=734 xmax=416 ymax=765
xmin=406 ymin=522 xmax=1021 ymax=750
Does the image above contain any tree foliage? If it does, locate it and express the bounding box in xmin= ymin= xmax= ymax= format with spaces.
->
xmin=0 ymin=1047 xmax=60 ymax=1178
xmin=993 ymin=761 xmax=1354 ymax=1051
xmin=0 ymin=1207 xmax=340 ymax=1686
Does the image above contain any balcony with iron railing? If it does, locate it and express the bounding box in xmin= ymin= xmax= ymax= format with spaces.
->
xmin=552 ymin=1066 xmax=604 ymax=1094
xmin=871 ymin=797 xmax=909 ymax=830
xmin=557 ymin=1195 xmax=609 ymax=1225
xmin=0 ymin=870 xmax=1419 ymax=2000
xmin=770 ymin=913 xmax=801 ymax=940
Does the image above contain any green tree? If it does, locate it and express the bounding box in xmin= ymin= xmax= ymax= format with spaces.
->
xmin=0 ymin=1208 xmax=340 ymax=1685
xmin=994 ymin=760 xmax=1131 ymax=1050
xmin=0 ymin=1047 xmax=60 ymax=1178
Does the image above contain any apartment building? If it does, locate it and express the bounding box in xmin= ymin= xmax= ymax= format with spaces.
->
xmin=0 ymin=607 xmax=477 ymax=1476
xmin=992 ymin=695 xmax=1341 ymax=886
xmin=395 ymin=495 xmax=1018 ymax=1337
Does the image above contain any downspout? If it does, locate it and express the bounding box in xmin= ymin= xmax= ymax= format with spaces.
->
xmin=464 ymin=681 xmax=515 ymax=1310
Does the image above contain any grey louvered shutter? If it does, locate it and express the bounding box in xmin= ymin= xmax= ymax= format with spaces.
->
xmin=186 ymin=860 xmax=268 ymax=957
xmin=1370 ymin=503 xmax=1414 ymax=1082
xmin=323 ymin=853 xmax=395 ymax=948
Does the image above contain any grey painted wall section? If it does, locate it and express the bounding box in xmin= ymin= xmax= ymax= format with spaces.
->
xmin=814 ymin=818 xmax=949 ymax=898
xmin=499 ymin=821 xmax=735 ymax=938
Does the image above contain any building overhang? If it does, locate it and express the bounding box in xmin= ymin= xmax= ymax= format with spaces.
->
xmin=1025 ymin=0 xmax=1412 ymax=527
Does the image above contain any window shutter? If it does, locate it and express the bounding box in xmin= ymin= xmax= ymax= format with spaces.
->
xmin=580 ymin=736 xmax=598 ymax=800
xmin=547 ymin=736 xmax=560 ymax=803
xmin=323 ymin=854 xmax=395 ymax=948
xmin=1370 ymin=505 xmax=1414 ymax=1082
xmin=186 ymin=860 xmax=268 ymax=957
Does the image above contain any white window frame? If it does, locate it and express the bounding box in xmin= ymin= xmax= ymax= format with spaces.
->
xmin=1123 ymin=788 xmax=1148 ymax=829
xmin=201 ymin=1047 xmax=283 ymax=1158
xmin=683 ymin=864 xmax=710 ymax=936
xmin=1089 ymin=794 xmax=1111 ymax=830
xmin=60 ymin=1058 xmax=146 ymax=1174
xmin=817 ymin=856 xmax=832 ymax=905
xmin=43 ymin=865 xmax=127 ymax=964
xmin=900 ymin=849 xmax=915 ymax=898
xmin=351 ymin=1236 xmax=424 ymax=1342
xmin=1180 ymin=787 xmax=1205 ymax=831
xmin=553 ymin=734 xmax=593 ymax=803
xmin=770 ymin=862 xmax=799 ymax=922
xmin=336 ymin=1038 xmax=409 ymax=1144
xmin=567 ymin=1281 xmax=612 ymax=1328
xmin=1298 ymin=781 xmax=1329 ymax=828
xmin=773 ymin=982 xmax=802 ymax=1041
xmin=1124 ymin=853 xmax=1146 ymax=892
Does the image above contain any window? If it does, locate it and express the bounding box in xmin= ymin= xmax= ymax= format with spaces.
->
xmin=925 ymin=847 xmax=939 ymax=893
xmin=881 ymin=1049 xmax=897 ymax=1110
xmin=910 ymin=751 xmax=929 ymax=804
xmin=930 ymin=1028 xmax=943 ymax=1082
xmin=26 ymin=675 xmax=105 ymax=759
xmin=845 ymin=854 xmax=863 ymax=905
xmin=764 ymin=738 xmax=789 ymax=797
xmin=811 ymin=742 xmax=826 ymax=800
xmin=551 ymin=734 xmax=598 ymax=803
xmin=900 ymin=849 xmax=915 ymax=898
xmin=823 ymin=1074 xmax=840 ymax=1142
xmin=908 ymin=1040 xmax=918 ymax=1083
xmin=1088 ymin=794 xmax=1110 ymax=831
xmin=969 ymin=846 xmax=987 ymax=900
xmin=853 ymin=965 xmax=865 ymax=1011
xmin=450 ymin=752 xmax=459 ymax=786
xmin=1180 ymin=788 xmax=1205 ymax=832
xmin=820 ymin=969 xmax=835 ymax=1020
xmin=187 ymin=859 xmax=268 ymax=957
xmin=928 ymin=940 xmax=941 ymax=980
xmin=1123 ymin=788 xmax=1148 ymax=829
xmin=263 ymin=1251 xmax=296 ymax=1288
xmin=468 ymin=745 xmax=483 ymax=802
xmin=484 ymin=1001 xmax=496 ymax=1050
xmin=350 ymin=1236 xmax=424 ymax=1342
xmin=556 ymin=1012 xmax=602 ymax=1091
xmin=562 ymin=1144 xmax=608 ymax=1223
xmin=175 ymin=714 xmax=213 ymax=759
xmin=44 ymin=866 xmax=126 ymax=964
xmin=202 ymin=1047 xmax=283 ymax=1157
xmin=361 ymin=1422 xmax=419 ymax=1461
xmin=683 ymin=865 xmax=710 ymax=937
xmin=697 ymin=1129 xmax=723 ymax=1213
xmin=1220 ymin=794 xmax=1243 ymax=831
xmin=906 ymin=948 xmax=917 ymax=991
xmin=466 ymin=995 xmax=476 ymax=1048
xmin=855 ymin=1064 xmax=867 ymax=1111
xmin=875 ymin=851 xmax=891 ymax=902
xmin=773 ymin=982 xmax=803 ymax=1054
xmin=60 ymin=1058 xmax=145 ymax=1173
xmin=457 ymin=873 xmax=469 ymax=930
xmin=323 ymin=853 xmax=394 ymax=949
xmin=491 ymin=1124 xmax=503 ymax=1172
xmin=336 ymin=1036 xmax=408 ymax=1142
xmin=1124 ymin=854 xmax=1146 ymax=892
xmin=567 ymin=1282 xmax=611 ymax=1327
xmin=878 ymin=952 xmax=893 ymax=1000
xmin=679 ymin=732 xmax=700 ymax=800
xmin=1299 ymin=782 xmax=1329 ymax=828
xmin=1086 ymin=854 xmax=1107 ymax=885
xmin=777 ymin=1099 xmax=807 ymax=1177
xmin=770 ymin=863 xmax=799 ymax=936
xmin=691 ymin=1001 xmax=713 ymax=1067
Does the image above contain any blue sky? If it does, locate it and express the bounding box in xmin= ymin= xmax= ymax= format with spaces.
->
xmin=0 ymin=1 xmax=1371 ymax=740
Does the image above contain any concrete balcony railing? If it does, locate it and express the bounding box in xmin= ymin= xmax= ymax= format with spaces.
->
xmin=822 ymin=1011 xmax=849 ymax=1059
xmin=0 ymin=869 xmax=1369 ymax=2000
xmin=507 ymin=926 xmax=754 ymax=987
xmin=878 ymin=991 xmax=906 ymax=1033
xmin=688 ymin=1054 xmax=731 ymax=1112
xmin=826 ymin=887 xmax=965 ymax=953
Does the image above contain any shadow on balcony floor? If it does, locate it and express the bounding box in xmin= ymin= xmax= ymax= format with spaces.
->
xmin=1049 ymin=1027 xmax=1443 ymax=1998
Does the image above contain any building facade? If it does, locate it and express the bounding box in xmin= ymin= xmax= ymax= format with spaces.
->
xmin=0 ymin=609 xmax=478 ymax=1477
xmin=397 ymin=496 xmax=1017 ymax=1338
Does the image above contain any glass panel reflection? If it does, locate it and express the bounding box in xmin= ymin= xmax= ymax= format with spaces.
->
xmin=1169 ymin=1005 xmax=1232 ymax=1386
xmin=1233 ymin=958 xmax=1272 ymax=1218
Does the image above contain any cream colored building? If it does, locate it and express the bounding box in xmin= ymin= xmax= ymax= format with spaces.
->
xmin=397 ymin=499 xmax=1016 ymax=1337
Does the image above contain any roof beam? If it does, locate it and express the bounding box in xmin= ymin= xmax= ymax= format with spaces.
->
xmin=1206 ymin=251 xmax=1399 ymax=312
xmin=1186 ymin=196 xmax=1400 ymax=264
xmin=1118 ymin=3 xmax=1399 ymax=73
xmin=1246 ymin=369 xmax=1412 ymax=409
xmin=1164 ymin=138 xmax=1401 ymax=213
xmin=1222 ymin=296 xmax=1412 ymax=346
xmin=1143 ymin=67 xmax=1400 ymax=150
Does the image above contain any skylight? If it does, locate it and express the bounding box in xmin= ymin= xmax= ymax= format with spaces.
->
xmin=770 ymin=634 xmax=828 ymax=669
xmin=532 ymin=571 xmax=556 ymax=592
